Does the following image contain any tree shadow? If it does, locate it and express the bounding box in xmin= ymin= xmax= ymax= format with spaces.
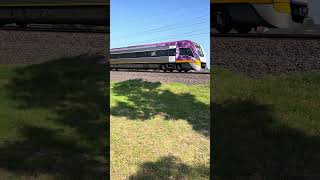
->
xmin=128 ymin=155 xmax=209 ymax=180
xmin=212 ymin=97 xmax=320 ymax=179
xmin=1 ymin=54 xmax=108 ymax=179
xmin=111 ymin=79 xmax=210 ymax=137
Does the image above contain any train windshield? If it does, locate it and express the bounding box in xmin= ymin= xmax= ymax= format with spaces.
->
xmin=195 ymin=44 xmax=204 ymax=57
xmin=179 ymin=48 xmax=194 ymax=57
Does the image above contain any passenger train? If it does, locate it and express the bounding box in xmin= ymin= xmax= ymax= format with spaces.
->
xmin=110 ymin=40 xmax=206 ymax=72
xmin=211 ymin=0 xmax=309 ymax=33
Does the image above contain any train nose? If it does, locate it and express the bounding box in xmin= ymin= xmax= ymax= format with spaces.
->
xmin=201 ymin=63 xmax=207 ymax=69
xmin=199 ymin=57 xmax=206 ymax=69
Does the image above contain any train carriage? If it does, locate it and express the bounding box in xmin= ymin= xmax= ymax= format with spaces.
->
xmin=0 ymin=1 xmax=109 ymax=27
xmin=211 ymin=0 xmax=309 ymax=33
xmin=110 ymin=40 xmax=206 ymax=72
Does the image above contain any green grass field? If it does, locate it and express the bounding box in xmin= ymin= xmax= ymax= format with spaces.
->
xmin=213 ymin=67 xmax=320 ymax=179
xmin=0 ymin=57 xmax=210 ymax=179
xmin=1 ymin=57 xmax=319 ymax=179
xmin=110 ymin=80 xmax=210 ymax=179
xmin=0 ymin=55 xmax=107 ymax=180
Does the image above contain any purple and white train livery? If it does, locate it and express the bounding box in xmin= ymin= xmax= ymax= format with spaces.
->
xmin=110 ymin=40 xmax=206 ymax=72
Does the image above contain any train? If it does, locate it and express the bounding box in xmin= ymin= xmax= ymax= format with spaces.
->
xmin=211 ymin=0 xmax=309 ymax=33
xmin=0 ymin=1 xmax=109 ymax=27
xmin=110 ymin=40 xmax=207 ymax=72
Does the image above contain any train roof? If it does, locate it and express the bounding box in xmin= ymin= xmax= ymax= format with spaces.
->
xmin=211 ymin=0 xmax=274 ymax=4
xmin=111 ymin=40 xmax=197 ymax=52
xmin=211 ymin=0 xmax=307 ymax=4
xmin=0 ymin=0 xmax=109 ymax=7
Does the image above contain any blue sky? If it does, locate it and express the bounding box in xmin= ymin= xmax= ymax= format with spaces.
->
xmin=110 ymin=0 xmax=210 ymax=68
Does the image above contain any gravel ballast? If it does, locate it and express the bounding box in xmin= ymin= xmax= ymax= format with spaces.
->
xmin=212 ymin=37 xmax=320 ymax=77
xmin=0 ymin=30 xmax=108 ymax=64
xmin=111 ymin=71 xmax=210 ymax=85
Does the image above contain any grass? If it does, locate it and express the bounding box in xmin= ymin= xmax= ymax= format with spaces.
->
xmin=0 ymin=55 xmax=108 ymax=180
xmin=213 ymin=67 xmax=320 ymax=179
xmin=3 ymin=56 xmax=317 ymax=179
xmin=110 ymin=80 xmax=210 ymax=179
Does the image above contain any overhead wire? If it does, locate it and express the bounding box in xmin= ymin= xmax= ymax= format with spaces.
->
xmin=130 ymin=28 xmax=209 ymax=45
xmin=111 ymin=3 xmax=210 ymax=49
xmin=140 ymin=33 xmax=208 ymax=45
xmin=113 ymin=12 xmax=209 ymax=39
xmin=115 ymin=19 xmax=209 ymax=43
xmin=112 ymin=5 xmax=210 ymax=28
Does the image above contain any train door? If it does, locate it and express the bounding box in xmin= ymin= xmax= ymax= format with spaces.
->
xmin=168 ymin=45 xmax=176 ymax=63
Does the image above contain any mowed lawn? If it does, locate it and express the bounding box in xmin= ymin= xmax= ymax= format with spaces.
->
xmin=0 ymin=56 xmax=107 ymax=180
xmin=110 ymin=80 xmax=210 ymax=179
xmin=213 ymin=67 xmax=320 ymax=179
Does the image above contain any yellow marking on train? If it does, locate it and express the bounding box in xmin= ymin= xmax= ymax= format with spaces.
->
xmin=176 ymin=59 xmax=202 ymax=67
xmin=194 ymin=59 xmax=202 ymax=66
xmin=273 ymin=1 xmax=291 ymax=13
xmin=176 ymin=60 xmax=194 ymax=63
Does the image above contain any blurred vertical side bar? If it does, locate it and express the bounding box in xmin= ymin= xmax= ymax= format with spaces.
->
xmin=105 ymin=1 xmax=111 ymax=179
xmin=211 ymin=0 xmax=320 ymax=179
xmin=0 ymin=0 xmax=110 ymax=179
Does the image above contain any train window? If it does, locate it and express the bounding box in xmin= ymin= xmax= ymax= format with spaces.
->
xmin=168 ymin=49 xmax=176 ymax=56
xmin=125 ymin=53 xmax=135 ymax=58
xmin=111 ymin=49 xmax=175 ymax=59
xmin=195 ymin=45 xmax=204 ymax=57
xmin=135 ymin=52 xmax=145 ymax=58
xmin=130 ymin=53 xmax=137 ymax=58
xmin=156 ymin=50 xmax=169 ymax=57
xmin=122 ymin=53 xmax=133 ymax=58
xmin=120 ymin=53 xmax=127 ymax=58
xmin=179 ymin=48 xmax=193 ymax=57
xmin=117 ymin=54 xmax=124 ymax=58
xmin=112 ymin=54 xmax=122 ymax=59
xmin=144 ymin=51 xmax=150 ymax=57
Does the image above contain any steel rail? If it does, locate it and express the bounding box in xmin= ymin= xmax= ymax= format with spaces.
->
xmin=111 ymin=69 xmax=210 ymax=74
xmin=211 ymin=32 xmax=320 ymax=39
xmin=0 ymin=27 xmax=109 ymax=33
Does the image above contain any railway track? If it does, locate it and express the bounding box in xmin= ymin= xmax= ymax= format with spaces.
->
xmin=111 ymin=70 xmax=210 ymax=85
xmin=111 ymin=69 xmax=210 ymax=74
xmin=0 ymin=0 xmax=108 ymax=6
xmin=212 ymin=32 xmax=320 ymax=39
xmin=0 ymin=27 xmax=108 ymax=65
xmin=0 ymin=27 xmax=109 ymax=33
xmin=212 ymin=32 xmax=320 ymax=77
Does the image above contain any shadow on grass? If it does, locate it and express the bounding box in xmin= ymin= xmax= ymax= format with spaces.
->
xmin=111 ymin=79 xmax=210 ymax=137
xmin=129 ymin=155 xmax=209 ymax=180
xmin=0 ymin=55 xmax=108 ymax=179
xmin=212 ymin=97 xmax=320 ymax=179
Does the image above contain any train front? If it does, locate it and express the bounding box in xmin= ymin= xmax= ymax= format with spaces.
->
xmin=194 ymin=43 xmax=207 ymax=69
xmin=251 ymin=0 xmax=309 ymax=29
xmin=176 ymin=40 xmax=206 ymax=72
